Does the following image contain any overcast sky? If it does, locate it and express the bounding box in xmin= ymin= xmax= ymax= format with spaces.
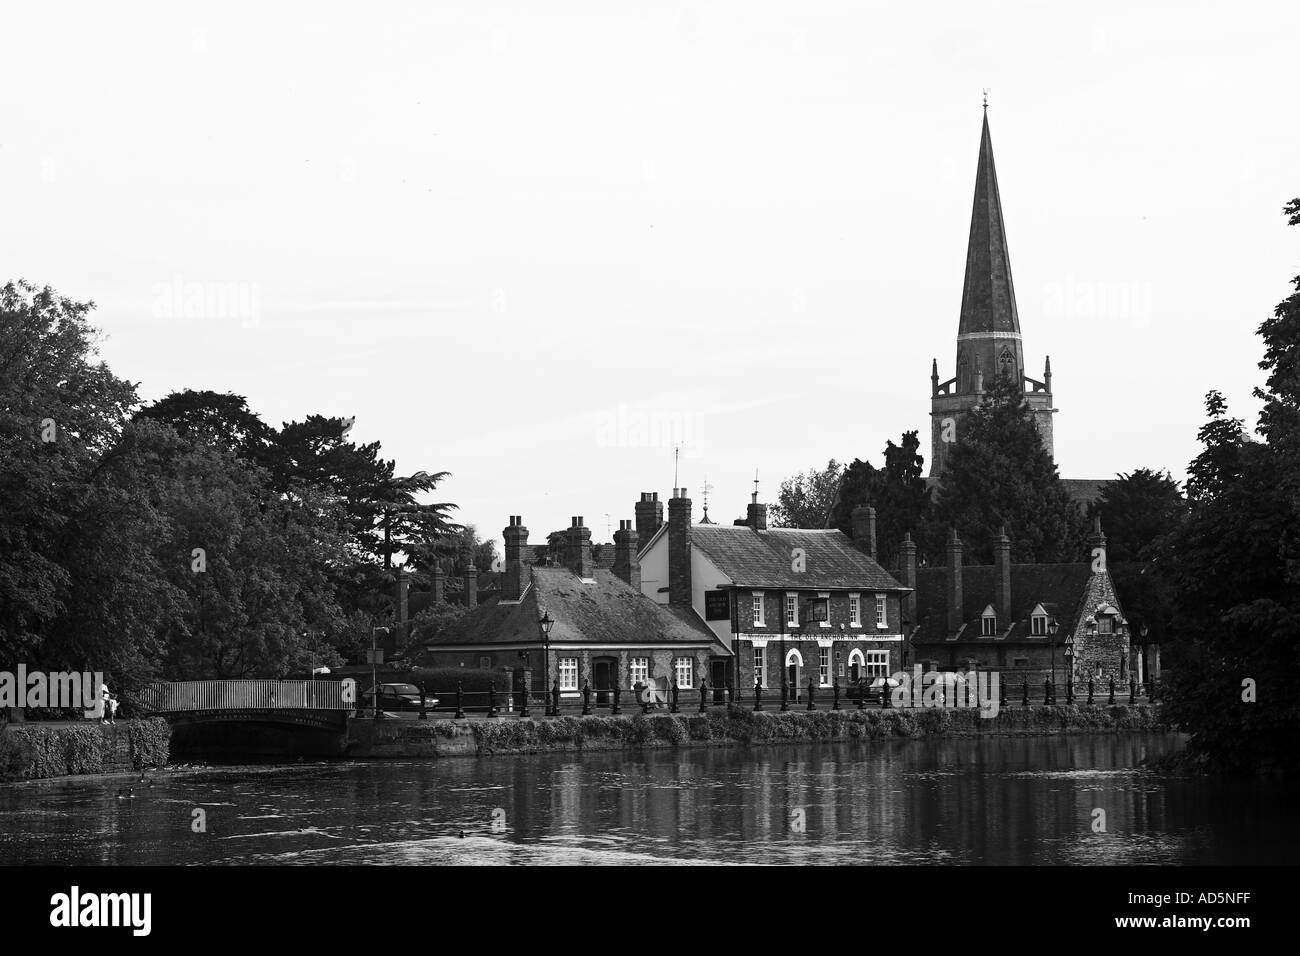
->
xmin=3 ymin=1 xmax=1297 ymax=552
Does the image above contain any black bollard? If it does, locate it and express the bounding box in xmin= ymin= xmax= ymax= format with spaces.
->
xmin=753 ymin=678 xmax=763 ymax=712
xmin=455 ymin=680 xmax=466 ymax=719
xmin=419 ymin=683 xmax=427 ymax=720
xmin=670 ymin=681 xmax=679 ymax=714
xmin=1065 ymin=678 xmax=1073 ymax=705
xmin=1022 ymin=678 xmax=1029 ymax=708
xmin=881 ymin=678 xmax=892 ymax=709
xmin=551 ymin=679 xmax=560 ymax=717
xmin=1129 ymin=678 xmax=1137 ymax=703
xmin=1000 ymin=678 xmax=1007 ymax=708
xmin=519 ymin=677 xmax=531 ymax=719
xmin=581 ymin=679 xmax=592 ymax=716
xmin=832 ymin=678 xmax=840 ymax=711
xmin=641 ymin=683 xmax=651 ymax=715
xmin=780 ymin=676 xmax=789 ymax=712
xmin=611 ymin=683 xmax=621 ymax=716
xmin=1044 ymin=677 xmax=1052 ymax=706
xmin=1087 ymin=678 xmax=1094 ymax=705
xmin=699 ymin=682 xmax=708 ymax=714
xmin=489 ymin=681 xmax=499 ymax=718
xmin=807 ymin=677 xmax=816 ymax=711
xmin=1109 ymin=676 xmax=1116 ymax=705
xmin=856 ymin=679 xmax=866 ymax=711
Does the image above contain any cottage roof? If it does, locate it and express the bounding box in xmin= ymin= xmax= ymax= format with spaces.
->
xmin=689 ymin=524 xmax=906 ymax=591
xmin=910 ymin=562 xmax=1094 ymax=645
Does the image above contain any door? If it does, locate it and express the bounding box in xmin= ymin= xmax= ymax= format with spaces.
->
xmin=710 ymin=660 xmax=727 ymax=703
xmin=593 ymin=659 xmax=613 ymax=705
xmin=788 ymin=662 xmax=799 ymax=701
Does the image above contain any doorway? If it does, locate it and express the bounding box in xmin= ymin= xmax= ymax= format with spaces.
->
xmin=592 ymin=658 xmax=614 ymax=706
xmin=710 ymin=659 xmax=727 ymax=703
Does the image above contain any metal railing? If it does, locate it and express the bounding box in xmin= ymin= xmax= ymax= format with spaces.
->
xmin=137 ymin=680 xmax=350 ymax=713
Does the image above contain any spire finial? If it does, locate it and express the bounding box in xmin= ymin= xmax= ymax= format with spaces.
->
xmin=982 ymin=88 xmax=990 ymax=110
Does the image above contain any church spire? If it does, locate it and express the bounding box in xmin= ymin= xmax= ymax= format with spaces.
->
xmin=957 ymin=108 xmax=1020 ymax=338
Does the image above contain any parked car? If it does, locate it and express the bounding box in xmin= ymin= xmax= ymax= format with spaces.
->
xmin=360 ymin=683 xmax=436 ymax=713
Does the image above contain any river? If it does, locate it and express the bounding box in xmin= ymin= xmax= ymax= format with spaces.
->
xmin=0 ymin=733 xmax=1293 ymax=865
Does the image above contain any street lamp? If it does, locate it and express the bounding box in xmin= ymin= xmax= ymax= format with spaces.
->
xmin=1063 ymin=633 xmax=1075 ymax=702
xmin=1047 ymin=617 xmax=1059 ymax=702
xmin=538 ymin=610 xmax=555 ymax=715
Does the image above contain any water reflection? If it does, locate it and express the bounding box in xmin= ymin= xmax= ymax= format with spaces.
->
xmin=0 ymin=734 xmax=1293 ymax=865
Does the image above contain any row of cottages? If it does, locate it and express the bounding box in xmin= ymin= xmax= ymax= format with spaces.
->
xmin=414 ymin=489 xmax=910 ymax=700
xmin=902 ymin=517 xmax=1139 ymax=685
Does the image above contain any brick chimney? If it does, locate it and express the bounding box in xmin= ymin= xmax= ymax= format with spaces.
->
xmin=899 ymin=531 xmax=917 ymax=626
xmin=946 ymin=528 xmax=964 ymax=634
xmin=634 ymin=492 xmax=663 ymax=546
xmin=503 ymin=515 xmax=528 ymax=600
xmin=668 ymin=489 xmax=692 ymax=607
xmin=565 ymin=516 xmax=593 ymax=578
xmin=747 ymin=492 xmax=767 ymax=531
xmin=613 ymin=519 xmax=641 ymax=590
xmin=432 ymin=564 xmax=445 ymax=604
xmin=994 ymin=526 xmax=1012 ymax=625
xmin=463 ymin=564 xmax=478 ymax=608
xmin=852 ymin=504 xmax=877 ymax=560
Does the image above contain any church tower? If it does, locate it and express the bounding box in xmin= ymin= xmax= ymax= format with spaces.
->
xmin=930 ymin=105 xmax=1055 ymax=476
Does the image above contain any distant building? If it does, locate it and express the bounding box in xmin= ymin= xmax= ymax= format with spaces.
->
xmin=903 ymin=517 xmax=1141 ymax=685
xmin=928 ymin=105 xmax=1108 ymax=509
xmin=636 ymin=489 xmax=910 ymax=696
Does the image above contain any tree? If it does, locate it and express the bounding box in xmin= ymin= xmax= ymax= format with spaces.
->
xmin=829 ymin=430 xmax=932 ymax=565
xmin=769 ymin=460 xmax=845 ymax=529
xmin=1089 ymin=469 xmax=1185 ymax=563
xmin=1157 ymin=199 xmax=1300 ymax=775
xmin=135 ymin=390 xmax=274 ymax=467
xmin=926 ymin=373 xmax=1086 ymax=564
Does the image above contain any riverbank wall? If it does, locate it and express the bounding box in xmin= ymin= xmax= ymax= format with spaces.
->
xmin=0 ymin=719 xmax=170 ymax=781
xmin=344 ymin=703 xmax=1166 ymax=759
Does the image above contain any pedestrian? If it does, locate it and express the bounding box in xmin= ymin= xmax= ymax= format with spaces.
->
xmin=102 ymin=683 xmax=118 ymax=725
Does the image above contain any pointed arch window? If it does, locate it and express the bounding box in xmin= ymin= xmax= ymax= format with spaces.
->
xmin=981 ymin=604 xmax=998 ymax=636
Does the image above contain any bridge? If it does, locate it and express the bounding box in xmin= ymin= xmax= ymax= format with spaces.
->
xmin=137 ymin=680 xmax=357 ymax=756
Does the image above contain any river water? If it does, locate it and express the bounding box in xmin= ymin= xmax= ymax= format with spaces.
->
xmin=0 ymin=733 xmax=1292 ymax=865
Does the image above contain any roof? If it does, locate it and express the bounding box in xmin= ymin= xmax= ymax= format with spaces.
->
xmin=958 ymin=109 xmax=1020 ymax=337
xmin=1060 ymin=478 xmax=1108 ymax=508
xmin=689 ymin=524 xmax=906 ymax=591
xmin=910 ymin=562 xmax=1093 ymax=645
xmin=415 ymin=566 xmax=723 ymax=651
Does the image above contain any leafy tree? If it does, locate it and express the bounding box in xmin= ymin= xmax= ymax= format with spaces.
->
xmin=829 ymin=430 xmax=932 ymax=565
xmin=135 ymin=390 xmax=274 ymax=466
xmin=769 ymin=460 xmax=845 ymax=529
xmin=1089 ymin=469 xmax=1185 ymax=563
xmin=926 ymin=373 xmax=1086 ymax=564
xmin=1157 ymin=199 xmax=1300 ymax=775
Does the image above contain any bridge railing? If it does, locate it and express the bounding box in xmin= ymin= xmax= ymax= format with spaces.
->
xmin=137 ymin=680 xmax=349 ymax=713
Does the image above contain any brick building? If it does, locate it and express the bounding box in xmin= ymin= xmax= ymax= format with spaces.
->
xmin=636 ymin=488 xmax=910 ymax=697
xmin=904 ymin=517 xmax=1135 ymax=686
xmin=929 ymin=104 xmax=1108 ymax=508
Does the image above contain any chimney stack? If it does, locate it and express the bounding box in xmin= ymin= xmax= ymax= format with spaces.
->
xmin=899 ymin=532 xmax=917 ymax=626
xmin=503 ymin=515 xmax=529 ymax=600
xmin=634 ymin=492 xmax=663 ymax=547
xmin=613 ymin=519 xmax=641 ymax=590
xmin=946 ymin=528 xmax=964 ymax=635
xmin=852 ymin=504 xmax=878 ymax=560
xmin=668 ymin=489 xmax=693 ymax=607
xmin=994 ymin=525 xmax=1012 ymax=625
xmin=463 ymin=563 xmax=478 ymax=608
xmin=432 ymin=564 xmax=445 ymax=604
xmin=747 ymin=491 xmax=768 ymax=531
xmin=565 ymin=516 xmax=594 ymax=578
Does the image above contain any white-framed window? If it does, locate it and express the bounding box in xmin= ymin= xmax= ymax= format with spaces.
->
xmin=752 ymin=593 xmax=765 ymax=627
xmin=785 ymin=592 xmax=798 ymax=628
xmin=982 ymin=612 xmax=997 ymax=636
xmin=849 ymin=593 xmax=861 ymax=627
xmin=753 ymin=647 xmax=765 ymax=688
xmin=819 ymin=647 xmax=830 ymax=686
xmin=1031 ymin=614 xmax=1047 ymax=636
xmin=674 ymin=657 xmax=694 ymax=689
xmin=629 ymin=657 xmax=649 ymax=688
xmin=818 ymin=592 xmax=831 ymax=627
xmin=865 ymin=650 xmax=889 ymax=677
xmin=875 ymin=594 xmax=887 ymax=628
xmin=848 ymin=648 xmax=865 ymax=681
xmin=558 ymin=658 xmax=579 ymax=692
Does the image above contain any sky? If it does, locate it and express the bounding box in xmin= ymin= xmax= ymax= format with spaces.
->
xmin=3 ymin=1 xmax=1297 ymax=552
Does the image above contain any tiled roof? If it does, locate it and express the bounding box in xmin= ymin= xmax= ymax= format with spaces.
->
xmin=1060 ymin=479 xmax=1108 ymax=507
xmin=414 ymin=566 xmax=723 ymax=651
xmin=910 ymin=562 xmax=1092 ymax=645
xmin=690 ymin=524 xmax=906 ymax=590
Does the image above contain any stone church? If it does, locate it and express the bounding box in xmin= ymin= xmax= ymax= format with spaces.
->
xmin=929 ymin=106 xmax=1107 ymax=508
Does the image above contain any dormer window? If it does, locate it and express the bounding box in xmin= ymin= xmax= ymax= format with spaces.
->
xmin=981 ymin=605 xmax=997 ymax=636
xmin=1030 ymin=604 xmax=1049 ymax=636
xmin=1097 ymin=615 xmax=1113 ymax=634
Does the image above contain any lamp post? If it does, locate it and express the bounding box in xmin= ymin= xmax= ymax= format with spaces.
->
xmin=1047 ymin=617 xmax=1059 ymax=703
xmin=1063 ymin=634 xmax=1075 ymax=703
xmin=538 ymin=610 xmax=555 ymax=715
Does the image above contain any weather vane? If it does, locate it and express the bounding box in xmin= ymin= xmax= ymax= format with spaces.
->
xmin=982 ymin=88 xmax=991 ymax=109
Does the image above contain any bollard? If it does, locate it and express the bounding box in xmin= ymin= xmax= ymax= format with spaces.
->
xmin=832 ymin=678 xmax=840 ymax=711
xmin=519 ymin=678 xmax=531 ymax=719
xmin=1044 ymin=678 xmax=1052 ymax=706
xmin=611 ymin=683 xmax=621 ymax=716
xmin=1022 ymin=678 xmax=1029 ymax=708
xmin=670 ymin=681 xmax=680 ymax=714
xmin=753 ymin=678 xmax=763 ymax=712
xmin=419 ymin=683 xmax=427 ymax=720
xmin=780 ymin=676 xmax=789 ymax=712
xmin=699 ymin=683 xmax=708 ymax=714
xmin=551 ymin=680 xmax=560 ymax=717
xmin=1065 ymin=679 xmax=1073 ymax=705
xmin=641 ymin=684 xmax=651 ymax=715
xmin=1129 ymin=679 xmax=1137 ymax=703
xmin=581 ymin=679 xmax=592 ymax=716
xmin=1000 ymin=679 xmax=1007 ymax=708
xmin=1109 ymin=676 xmax=1116 ymax=705
xmin=807 ymin=677 xmax=816 ymax=711
xmin=488 ymin=681 xmax=499 ymax=718
xmin=856 ymin=679 xmax=866 ymax=711
xmin=1087 ymin=678 xmax=1094 ymax=705
xmin=881 ymin=678 xmax=892 ymax=709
